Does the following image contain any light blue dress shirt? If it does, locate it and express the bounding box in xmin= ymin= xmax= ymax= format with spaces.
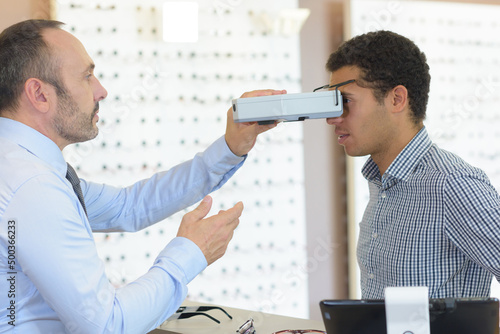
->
xmin=358 ymin=127 xmax=500 ymax=299
xmin=0 ymin=117 xmax=245 ymax=333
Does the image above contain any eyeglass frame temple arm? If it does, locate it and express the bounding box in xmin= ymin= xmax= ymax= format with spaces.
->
xmin=175 ymin=306 xmax=232 ymax=319
xmin=175 ymin=312 xmax=221 ymax=324
xmin=196 ymin=306 xmax=232 ymax=319
xmin=312 ymin=79 xmax=356 ymax=105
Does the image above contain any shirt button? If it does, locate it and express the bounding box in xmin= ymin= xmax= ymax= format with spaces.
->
xmin=381 ymin=192 xmax=387 ymax=199
xmin=372 ymin=233 xmax=378 ymax=239
xmin=369 ymin=273 xmax=375 ymax=279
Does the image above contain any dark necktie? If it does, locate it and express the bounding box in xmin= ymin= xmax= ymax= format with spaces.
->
xmin=66 ymin=163 xmax=88 ymax=216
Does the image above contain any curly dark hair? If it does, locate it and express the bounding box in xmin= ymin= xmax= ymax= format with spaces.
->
xmin=0 ymin=20 xmax=66 ymax=114
xmin=326 ymin=30 xmax=430 ymax=124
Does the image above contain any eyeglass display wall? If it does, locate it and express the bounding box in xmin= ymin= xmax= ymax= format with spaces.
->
xmin=347 ymin=0 xmax=500 ymax=298
xmin=57 ymin=0 xmax=309 ymax=318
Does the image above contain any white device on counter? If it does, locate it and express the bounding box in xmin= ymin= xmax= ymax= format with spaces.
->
xmin=232 ymin=90 xmax=344 ymax=124
xmin=385 ymin=286 xmax=430 ymax=334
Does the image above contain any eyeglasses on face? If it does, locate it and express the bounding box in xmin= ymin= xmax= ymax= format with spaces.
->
xmin=312 ymin=79 xmax=355 ymax=106
xmin=313 ymin=79 xmax=356 ymax=93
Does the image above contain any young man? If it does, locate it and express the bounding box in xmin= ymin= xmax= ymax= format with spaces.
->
xmin=325 ymin=30 xmax=500 ymax=299
xmin=0 ymin=20 xmax=283 ymax=333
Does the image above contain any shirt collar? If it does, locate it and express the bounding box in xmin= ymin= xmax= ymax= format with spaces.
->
xmin=0 ymin=117 xmax=67 ymax=176
xmin=362 ymin=127 xmax=433 ymax=186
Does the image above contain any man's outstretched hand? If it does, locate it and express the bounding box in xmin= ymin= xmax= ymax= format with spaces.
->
xmin=177 ymin=196 xmax=243 ymax=266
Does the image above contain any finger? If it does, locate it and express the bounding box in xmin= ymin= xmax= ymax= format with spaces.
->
xmin=189 ymin=196 xmax=213 ymax=221
xmin=231 ymin=201 xmax=244 ymax=216
xmin=226 ymin=108 xmax=235 ymax=123
xmin=217 ymin=202 xmax=244 ymax=224
xmin=240 ymin=89 xmax=286 ymax=98
xmin=256 ymin=122 xmax=278 ymax=133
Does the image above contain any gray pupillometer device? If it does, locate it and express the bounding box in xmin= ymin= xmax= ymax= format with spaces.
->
xmin=232 ymin=90 xmax=344 ymax=125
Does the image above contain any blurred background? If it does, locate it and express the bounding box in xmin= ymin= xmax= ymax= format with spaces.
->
xmin=1 ymin=0 xmax=499 ymax=321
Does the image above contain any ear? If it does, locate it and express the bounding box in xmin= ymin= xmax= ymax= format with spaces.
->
xmin=387 ymin=85 xmax=408 ymax=114
xmin=24 ymin=78 xmax=52 ymax=114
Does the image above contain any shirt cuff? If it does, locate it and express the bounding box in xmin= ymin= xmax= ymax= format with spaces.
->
xmin=153 ymin=237 xmax=208 ymax=284
xmin=204 ymin=135 xmax=246 ymax=170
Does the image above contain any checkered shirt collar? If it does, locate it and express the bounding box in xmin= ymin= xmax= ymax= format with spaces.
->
xmin=362 ymin=127 xmax=433 ymax=185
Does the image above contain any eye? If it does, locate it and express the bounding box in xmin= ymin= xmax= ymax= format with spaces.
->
xmin=343 ymin=97 xmax=351 ymax=104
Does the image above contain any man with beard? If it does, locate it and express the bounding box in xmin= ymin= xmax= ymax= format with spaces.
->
xmin=0 ymin=20 xmax=282 ymax=333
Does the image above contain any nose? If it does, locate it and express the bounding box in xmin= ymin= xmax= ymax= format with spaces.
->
xmin=326 ymin=116 xmax=342 ymax=125
xmin=94 ymin=78 xmax=108 ymax=102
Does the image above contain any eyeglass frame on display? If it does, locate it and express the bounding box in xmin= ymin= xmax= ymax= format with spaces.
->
xmin=167 ymin=305 xmax=232 ymax=324
xmin=236 ymin=317 xmax=256 ymax=334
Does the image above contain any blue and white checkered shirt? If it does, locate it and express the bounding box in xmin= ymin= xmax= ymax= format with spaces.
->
xmin=357 ymin=127 xmax=500 ymax=299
